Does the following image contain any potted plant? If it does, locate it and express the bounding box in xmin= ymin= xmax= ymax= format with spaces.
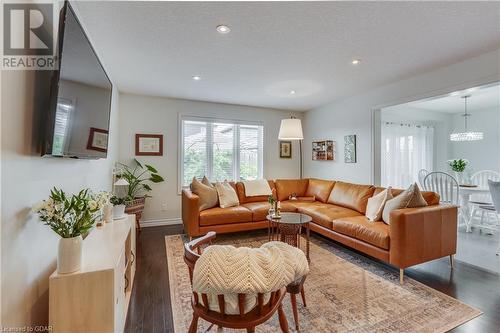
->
xmin=32 ymin=188 xmax=108 ymax=274
xmin=118 ymin=159 xmax=164 ymax=223
xmin=110 ymin=195 xmax=127 ymax=219
xmin=448 ymin=158 xmax=469 ymax=184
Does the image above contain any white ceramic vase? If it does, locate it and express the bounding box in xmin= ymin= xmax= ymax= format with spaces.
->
xmin=112 ymin=204 xmax=126 ymax=219
xmin=58 ymin=235 xmax=83 ymax=274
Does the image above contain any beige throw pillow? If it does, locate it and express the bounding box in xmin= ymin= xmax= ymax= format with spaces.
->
xmin=366 ymin=187 xmax=393 ymax=221
xmin=382 ymin=183 xmax=427 ymax=224
xmin=202 ymin=176 xmax=213 ymax=187
xmin=215 ymin=182 xmax=240 ymax=208
xmin=190 ymin=177 xmax=218 ymax=211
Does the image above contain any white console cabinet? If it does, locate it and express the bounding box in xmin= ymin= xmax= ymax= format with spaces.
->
xmin=49 ymin=215 xmax=136 ymax=333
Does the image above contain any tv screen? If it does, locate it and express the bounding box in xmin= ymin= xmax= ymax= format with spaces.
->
xmin=42 ymin=2 xmax=112 ymax=159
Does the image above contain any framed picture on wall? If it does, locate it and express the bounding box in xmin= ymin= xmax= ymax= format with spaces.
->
xmin=344 ymin=135 xmax=357 ymax=163
xmin=135 ymin=134 xmax=163 ymax=156
xmin=86 ymin=127 xmax=108 ymax=152
xmin=312 ymin=140 xmax=334 ymax=161
xmin=279 ymin=141 xmax=292 ymax=158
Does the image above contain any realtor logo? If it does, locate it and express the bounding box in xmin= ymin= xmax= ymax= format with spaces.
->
xmin=2 ymin=2 xmax=56 ymax=70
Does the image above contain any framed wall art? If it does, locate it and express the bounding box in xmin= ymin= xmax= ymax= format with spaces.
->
xmin=344 ymin=135 xmax=357 ymax=163
xmin=86 ymin=127 xmax=108 ymax=152
xmin=312 ymin=140 xmax=334 ymax=161
xmin=279 ymin=141 xmax=292 ymax=158
xmin=135 ymin=134 xmax=163 ymax=156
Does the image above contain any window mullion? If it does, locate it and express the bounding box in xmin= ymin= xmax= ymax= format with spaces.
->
xmin=207 ymin=122 xmax=213 ymax=180
xmin=234 ymin=125 xmax=240 ymax=181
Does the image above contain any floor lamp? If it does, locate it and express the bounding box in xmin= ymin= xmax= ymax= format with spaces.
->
xmin=278 ymin=117 xmax=304 ymax=178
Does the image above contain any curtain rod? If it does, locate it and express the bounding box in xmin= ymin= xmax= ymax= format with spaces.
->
xmin=383 ymin=121 xmax=434 ymax=129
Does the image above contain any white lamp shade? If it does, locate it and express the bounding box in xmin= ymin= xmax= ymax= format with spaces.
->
xmin=114 ymin=178 xmax=129 ymax=186
xmin=278 ymin=118 xmax=303 ymax=140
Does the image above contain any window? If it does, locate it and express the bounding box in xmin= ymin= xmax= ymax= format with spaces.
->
xmin=381 ymin=122 xmax=434 ymax=188
xmin=181 ymin=117 xmax=264 ymax=186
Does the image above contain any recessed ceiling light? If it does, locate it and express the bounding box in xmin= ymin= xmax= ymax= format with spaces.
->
xmin=216 ymin=25 xmax=231 ymax=34
xmin=351 ymin=59 xmax=361 ymax=65
xmin=290 ymin=90 xmax=296 ymax=95
xmin=192 ymin=75 xmax=201 ymax=81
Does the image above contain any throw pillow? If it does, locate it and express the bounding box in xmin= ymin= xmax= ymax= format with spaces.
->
xmin=215 ymin=181 xmax=240 ymax=208
xmin=190 ymin=177 xmax=218 ymax=211
xmin=382 ymin=183 xmax=427 ymax=224
xmin=366 ymin=187 xmax=393 ymax=221
xmin=202 ymin=176 xmax=213 ymax=187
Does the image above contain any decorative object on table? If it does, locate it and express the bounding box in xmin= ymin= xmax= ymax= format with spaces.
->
xmin=448 ymin=158 xmax=469 ymax=185
xmin=86 ymin=127 xmax=109 ymax=152
xmin=279 ymin=140 xmax=292 ymax=158
xmin=135 ymin=133 xmax=163 ymax=156
xmin=344 ymin=135 xmax=357 ymax=163
xmin=110 ymin=195 xmax=127 ymax=220
xmin=449 ymin=95 xmax=483 ymax=142
xmin=312 ymin=140 xmax=334 ymax=161
xmin=118 ymin=159 xmax=165 ymax=230
xmin=268 ymin=194 xmax=276 ymax=216
xmin=279 ymin=116 xmax=304 ymax=178
xmin=32 ymin=188 xmax=108 ymax=274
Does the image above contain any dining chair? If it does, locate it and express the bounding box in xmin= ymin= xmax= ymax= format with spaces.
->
xmin=469 ymin=180 xmax=500 ymax=237
xmin=423 ymin=171 xmax=460 ymax=205
xmin=470 ymin=170 xmax=500 ymax=205
xmin=183 ymin=232 xmax=290 ymax=333
xmin=418 ymin=169 xmax=429 ymax=188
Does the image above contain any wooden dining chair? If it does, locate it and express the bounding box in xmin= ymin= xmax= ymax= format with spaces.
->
xmin=183 ymin=232 xmax=290 ymax=333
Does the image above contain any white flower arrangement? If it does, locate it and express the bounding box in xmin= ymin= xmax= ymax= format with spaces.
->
xmin=32 ymin=188 xmax=110 ymax=238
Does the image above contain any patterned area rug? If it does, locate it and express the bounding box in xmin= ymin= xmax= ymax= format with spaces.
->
xmin=165 ymin=231 xmax=481 ymax=333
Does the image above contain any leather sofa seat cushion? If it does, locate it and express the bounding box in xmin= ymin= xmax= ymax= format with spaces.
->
xmin=305 ymin=178 xmax=335 ymax=203
xmin=374 ymin=187 xmax=440 ymax=206
xmin=242 ymin=202 xmax=270 ymax=221
xmin=280 ymin=201 xmax=300 ymax=212
xmin=236 ymin=181 xmax=276 ymax=204
xmin=328 ymin=181 xmax=375 ymax=214
xmin=298 ymin=203 xmax=361 ymax=229
xmin=332 ymin=216 xmax=390 ymax=250
xmin=199 ymin=206 xmax=252 ymax=226
xmin=275 ymin=179 xmax=309 ymax=201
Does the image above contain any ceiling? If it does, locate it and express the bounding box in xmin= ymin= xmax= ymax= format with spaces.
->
xmin=72 ymin=1 xmax=500 ymax=111
xmin=407 ymin=84 xmax=500 ymax=113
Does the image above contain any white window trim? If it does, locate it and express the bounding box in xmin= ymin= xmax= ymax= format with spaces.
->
xmin=178 ymin=114 xmax=265 ymax=193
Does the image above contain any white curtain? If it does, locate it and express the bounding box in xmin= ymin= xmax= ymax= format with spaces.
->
xmin=381 ymin=122 xmax=434 ymax=188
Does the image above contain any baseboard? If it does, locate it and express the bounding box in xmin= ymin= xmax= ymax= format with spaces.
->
xmin=140 ymin=218 xmax=182 ymax=228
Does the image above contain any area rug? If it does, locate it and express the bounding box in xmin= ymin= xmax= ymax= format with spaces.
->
xmin=165 ymin=231 xmax=481 ymax=333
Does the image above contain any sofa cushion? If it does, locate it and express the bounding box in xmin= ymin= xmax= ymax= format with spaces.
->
xmin=332 ymin=216 xmax=390 ymax=250
xmin=328 ymin=181 xmax=375 ymax=214
xmin=236 ymin=181 xmax=276 ymax=204
xmin=366 ymin=187 xmax=393 ymax=221
xmin=199 ymin=206 xmax=252 ymax=226
xmin=374 ymin=187 xmax=440 ymax=206
xmin=275 ymin=179 xmax=309 ymax=201
xmin=279 ymin=200 xmax=300 ymax=212
xmin=298 ymin=203 xmax=361 ymax=229
xmin=215 ymin=182 xmax=240 ymax=208
xmin=305 ymin=178 xmax=335 ymax=203
xmin=190 ymin=177 xmax=218 ymax=211
xmin=242 ymin=202 xmax=270 ymax=221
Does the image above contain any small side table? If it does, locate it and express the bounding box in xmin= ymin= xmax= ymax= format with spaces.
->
xmin=266 ymin=212 xmax=312 ymax=330
xmin=267 ymin=212 xmax=312 ymax=261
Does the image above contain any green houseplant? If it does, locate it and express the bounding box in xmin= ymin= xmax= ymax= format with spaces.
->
xmin=117 ymin=159 xmax=165 ymax=223
xmin=32 ymin=188 xmax=109 ymax=273
xmin=448 ymin=158 xmax=469 ymax=184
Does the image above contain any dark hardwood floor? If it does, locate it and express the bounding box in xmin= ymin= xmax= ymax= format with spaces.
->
xmin=125 ymin=225 xmax=500 ymax=333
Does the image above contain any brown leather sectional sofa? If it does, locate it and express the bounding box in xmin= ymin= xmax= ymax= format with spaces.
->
xmin=182 ymin=178 xmax=458 ymax=279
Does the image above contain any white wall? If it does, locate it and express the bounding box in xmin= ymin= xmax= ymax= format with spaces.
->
xmin=0 ymin=70 xmax=119 ymax=327
xmin=381 ymin=107 xmax=453 ymax=172
xmin=303 ymin=49 xmax=500 ymax=184
xmin=450 ymin=107 xmax=500 ymax=173
xmin=118 ymin=93 xmax=302 ymax=223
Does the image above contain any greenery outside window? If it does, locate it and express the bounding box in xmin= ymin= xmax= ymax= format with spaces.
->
xmin=180 ymin=116 xmax=264 ymax=186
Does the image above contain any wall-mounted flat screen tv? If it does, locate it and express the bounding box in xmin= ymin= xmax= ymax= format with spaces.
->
xmin=42 ymin=2 xmax=112 ymax=159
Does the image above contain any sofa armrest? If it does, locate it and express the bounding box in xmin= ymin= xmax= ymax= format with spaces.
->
xmin=182 ymin=189 xmax=200 ymax=237
xmin=389 ymin=205 xmax=457 ymax=268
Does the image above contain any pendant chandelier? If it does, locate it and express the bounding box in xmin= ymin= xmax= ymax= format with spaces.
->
xmin=450 ymin=95 xmax=483 ymax=142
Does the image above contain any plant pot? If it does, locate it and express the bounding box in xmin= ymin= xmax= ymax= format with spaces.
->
xmin=125 ymin=197 xmax=146 ymax=223
xmin=58 ymin=235 xmax=83 ymax=274
xmin=112 ymin=204 xmax=126 ymax=220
